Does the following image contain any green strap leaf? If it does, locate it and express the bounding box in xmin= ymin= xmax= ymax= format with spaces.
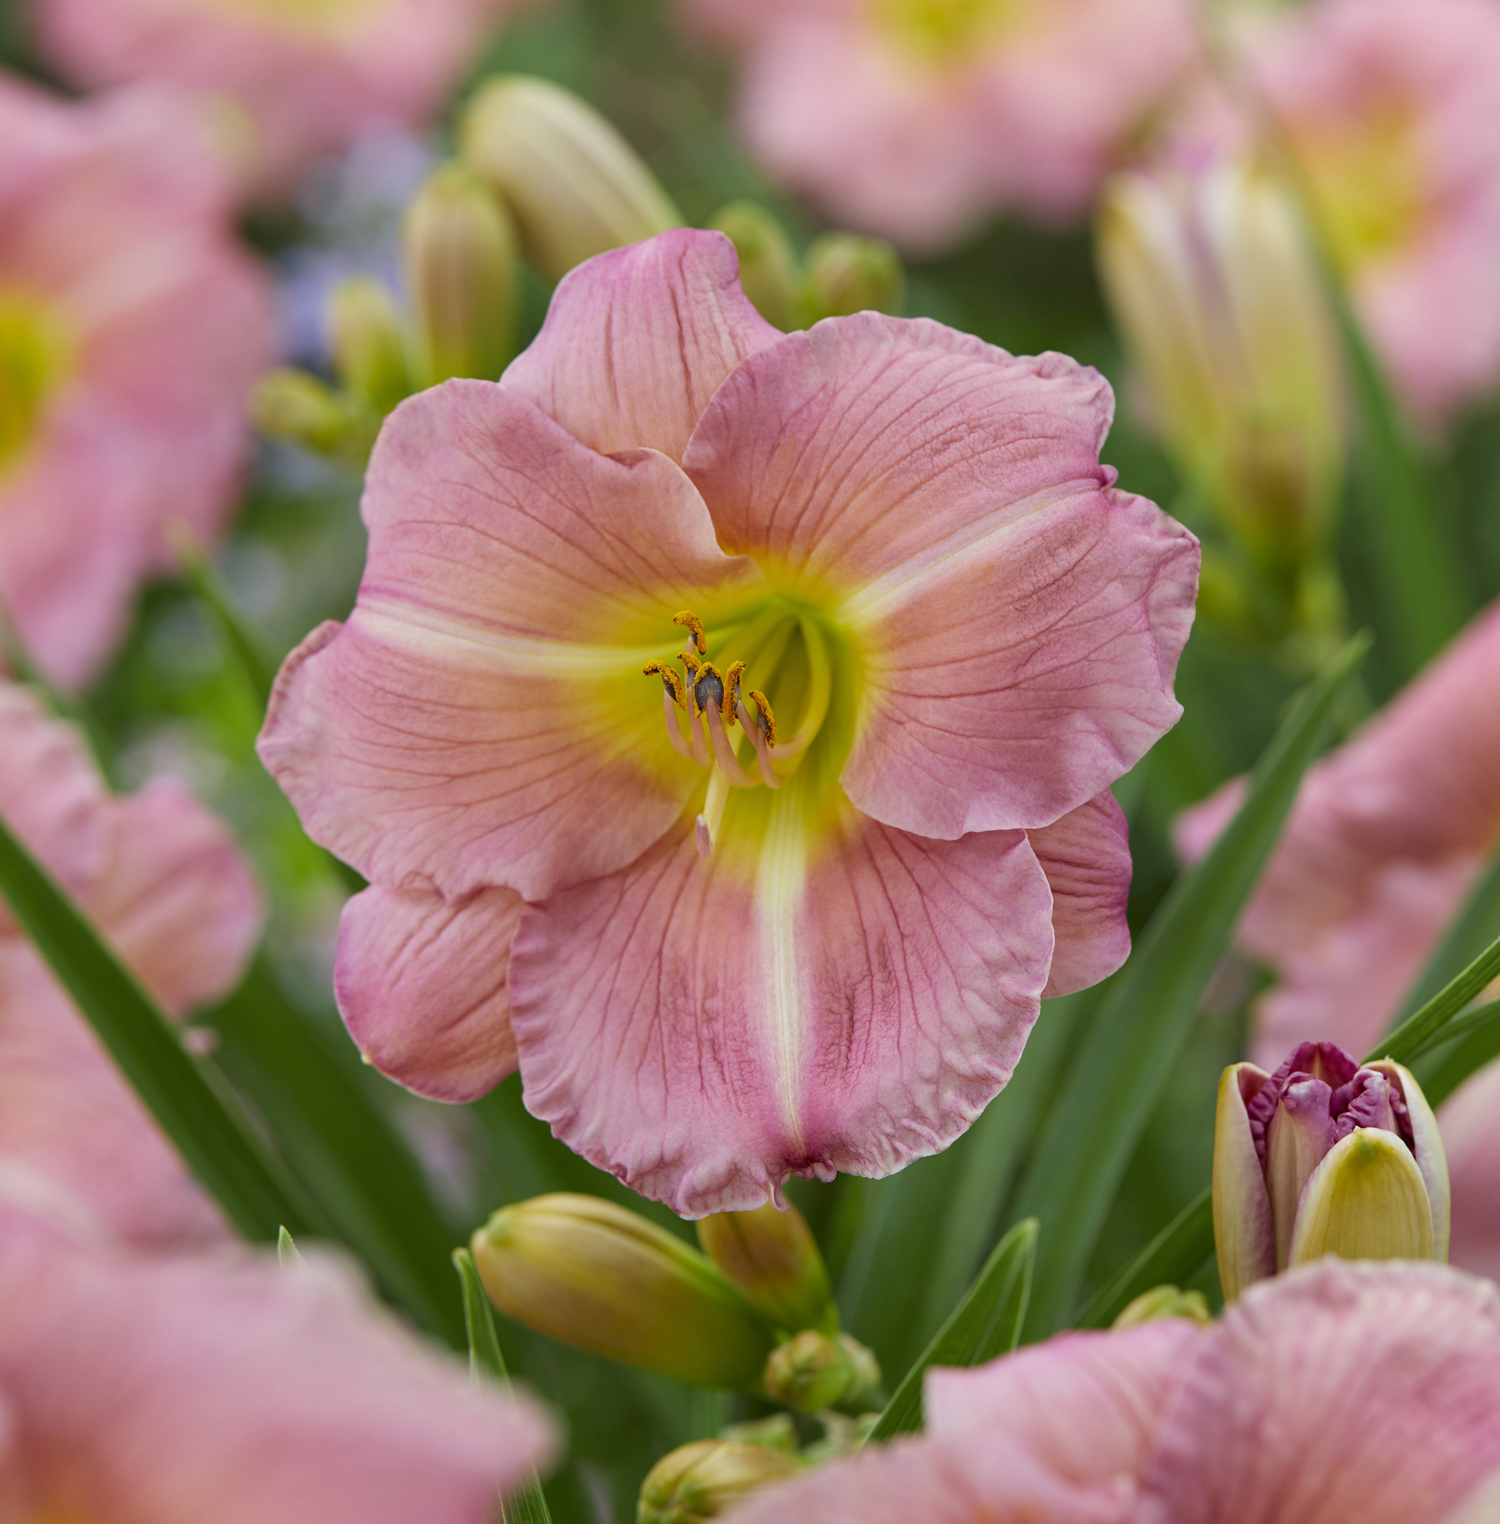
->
xmin=1007 ymin=633 xmax=1370 ymax=1339
xmin=1374 ymin=932 xmax=1500 ymax=1069
xmin=0 ymin=810 xmax=318 ymax=1243
xmin=170 ymin=523 xmax=277 ymax=708
xmin=1074 ymin=1190 xmax=1214 ymax=1331
xmin=866 ymin=1218 xmax=1037 ymax=1442
xmin=453 ymin=1249 xmax=555 ymax=1524
xmin=203 ymin=955 xmax=467 ymax=1348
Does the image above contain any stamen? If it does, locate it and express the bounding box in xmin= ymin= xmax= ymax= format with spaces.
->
xmin=644 ymin=660 xmax=695 ymax=760
xmin=691 ymin=661 xmax=726 ymax=720
xmin=660 ymin=689 xmax=694 ymax=760
xmin=745 ymin=689 xmax=778 ymax=746
xmin=738 ymin=694 xmax=781 ymax=789
xmin=721 ymin=661 xmax=746 ymax=729
xmin=673 ymin=610 xmax=708 ymax=656
xmin=695 ymin=814 xmax=714 ymax=856
xmin=642 ymin=660 xmax=686 ymax=709
xmin=704 ymin=701 xmax=760 ymax=788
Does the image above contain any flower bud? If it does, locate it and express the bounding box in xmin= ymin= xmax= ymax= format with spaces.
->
xmin=458 ymin=75 xmax=681 ymax=283
xmin=638 ymin=1439 xmax=802 ymax=1524
xmin=1111 ymin=1284 xmax=1212 ymax=1330
xmin=762 ymin=1330 xmax=880 ymax=1413
xmin=402 ymin=162 xmax=519 ymax=386
xmin=796 ymin=233 xmax=904 ymax=326
xmin=251 ymin=368 xmax=366 ymax=461
xmin=1097 ymin=157 xmax=1344 ymax=578
xmin=1214 ymin=1042 xmax=1448 ymax=1300
xmin=326 ymin=276 xmax=411 ymax=416
xmin=696 ymin=1201 xmax=835 ymax=1334
xmin=470 ymin=1194 xmax=775 ymax=1390
xmin=709 ymin=202 xmax=797 ymax=330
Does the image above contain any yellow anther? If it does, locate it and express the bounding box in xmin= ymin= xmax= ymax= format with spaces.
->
xmin=680 ymin=650 xmax=702 ymax=685
xmin=673 ymin=611 xmax=708 ymax=655
xmin=643 ymin=660 xmax=686 ymax=709
xmin=721 ymin=661 xmax=746 ymax=728
xmin=746 ymin=690 xmax=777 ymax=747
xmin=691 ymin=660 xmax=725 ymax=719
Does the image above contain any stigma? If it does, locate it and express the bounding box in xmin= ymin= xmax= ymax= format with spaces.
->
xmin=642 ymin=611 xmax=781 ymax=856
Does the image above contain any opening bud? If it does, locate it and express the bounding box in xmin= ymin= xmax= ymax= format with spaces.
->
xmin=458 ymin=75 xmax=681 ymax=283
xmin=637 ymin=1439 xmax=802 ymax=1524
xmin=326 ymin=275 xmax=411 ymax=416
xmin=470 ymin=1194 xmax=775 ymax=1390
xmin=1214 ymin=1042 xmax=1448 ymax=1300
xmin=709 ymin=202 xmax=797 ymax=331
xmin=250 ymin=368 xmax=367 ymax=464
xmin=762 ymin=1330 xmax=880 ymax=1414
xmin=696 ymin=1201 xmax=836 ymax=1335
xmin=796 ymin=233 xmax=904 ymax=326
xmin=402 ymin=162 xmax=519 ymax=387
xmin=1111 ymin=1284 xmax=1212 ymax=1330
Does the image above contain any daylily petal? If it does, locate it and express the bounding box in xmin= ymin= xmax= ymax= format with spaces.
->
xmin=1138 ymin=1260 xmax=1500 ymax=1524
xmin=257 ymin=380 xmax=763 ymax=903
xmin=502 ymin=228 xmax=780 ymax=462
xmin=508 ymin=806 xmax=1053 ymax=1216
xmin=87 ymin=780 xmax=262 ymax=1015
xmin=1213 ymin=1062 xmax=1277 ymax=1302
xmin=683 ymin=314 xmax=1198 ymax=836
xmin=0 ymin=1208 xmax=557 ymax=1523
xmin=926 ymin=1319 xmax=1203 ymax=1498
xmin=1440 ymin=1060 xmax=1500 ymax=1282
xmin=335 ymin=884 xmax=523 ymax=1103
xmin=1027 ymin=790 xmax=1132 ymax=998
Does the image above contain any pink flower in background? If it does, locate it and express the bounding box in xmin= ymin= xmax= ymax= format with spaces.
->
xmin=258 ymin=228 xmax=1199 ymax=1216
xmin=0 ymin=1199 xmax=555 ymax=1523
xmin=1176 ymin=600 xmax=1500 ymax=1279
xmin=679 ymin=0 xmax=1199 ymax=252
xmin=727 ymin=1259 xmax=1500 ymax=1524
xmin=31 ymin=0 xmax=525 ymax=200
xmin=0 ymin=78 xmax=272 ymax=690
xmin=1239 ymin=0 xmax=1500 ymax=426
xmin=0 ymin=681 xmax=263 ymax=1247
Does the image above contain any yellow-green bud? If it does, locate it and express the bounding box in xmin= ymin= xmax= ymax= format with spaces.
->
xmin=637 ymin=1440 xmax=801 ymax=1524
xmin=719 ymin=1414 xmax=799 ymax=1453
xmin=762 ymin=1330 xmax=880 ymax=1413
xmin=696 ymin=1201 xmax=835 ymax=1335
xmin=326 ymin=276 xmax=411 ymax=415
xmin=470 ymin=1194 xmax=775 ymax=1390
xmin=797 ymin=233 xmax=904 ymax=326
xmin=402 ymin=162 xmax=519 ymax=386
xmin=1111 ymin=1284 xmax=1213 ymax=1330
xmin=251 ymin=368 xmax=366 ymax=461
xmin=459 ymin=75 xmax=681 ymax=283
xmin=1287 ymin=1126 xmax=1436 ymax=1267
xmin=709 ymin=202 xmax=797 ymax=331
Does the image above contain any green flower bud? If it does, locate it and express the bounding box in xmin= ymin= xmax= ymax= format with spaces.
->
xmin=762 ymin=1330 xmax=880 ymax=1413
xmin=1287 ymin=1127 xmax=1435 ymax=1267
xmin=251 ymin=368 xmax=368 ymax=463
xmin=402 ymin=162 xmax=520 ymax=386
xmin=637 ymin=1439 xmax=801 ymax=1524
xmin=719 ymin=1414 xmax=799 ymax=1453
xmin=1111 ymin=1284 xmax=1212 ymax=1330
xmin=696 ymin=1201 xmax=835 ymax=1334
xmin=709 ymin=202 xmax=797 ymax=330
xmin=326 ymin=276 xmax=411 ymax=416
xmin=459 ymin=75 xmax=681 ymax=283
xmin=470 ymin=1194 xmax=775 ymax=1390
xmin=796 ymin=233 xmax=904 ymax=326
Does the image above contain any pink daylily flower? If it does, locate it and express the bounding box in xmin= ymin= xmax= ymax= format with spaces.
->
xmin=727 ymin=1259 xmax=1500 ymax=1524
xmin=0 ymin=1197 xmax=555 ymax=1522
xmin=0 ymin=680 xmax=263 ymax=1247
xmin=0 ymin=78 xmax=272 ymax=689
xmin=29 ymin=0 xmax=525 ymax=200
xmin=1233 ymin=0 xmax=1500 ymax=426
xmin=678 ymin=0 xmax=1200 ymax=252
xmin=1176 ymin=599 xmax=1500 ymax=1279
xmin=258 ymin=229 xmax=1199 ymax=1216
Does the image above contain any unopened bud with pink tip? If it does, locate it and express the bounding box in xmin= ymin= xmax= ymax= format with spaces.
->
xmin=1214 ymin=1041 xmax=1449 ymax=1301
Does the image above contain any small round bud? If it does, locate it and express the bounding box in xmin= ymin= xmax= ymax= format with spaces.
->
xmin=326 ymin=276 xmax=411 ymax=416
xmin=762 ymin=1329 xmax=880 ymax=1413
xmin=797 ymin=233 xmax=904 ymax=325
xmin=696 ymin=1200 xmax=834 ymax=1334
xmin=638 ymin=1439 xmax=801 ymax=1524
xmin=459 ymin=75 xmax=681 ymax=283
xmin=709 ymin=202 xmax=797 ymax=330
xmin=1111 ymin=1284 xmax=1212 ymax=1330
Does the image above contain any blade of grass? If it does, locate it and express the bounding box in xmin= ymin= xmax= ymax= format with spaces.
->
xmin=1007 ymin=633 xmax=1370 ymax=1339
xmin=1401 ymin=998 xmax=1500 ymax=1065
xmin=454 ymin=1249 xmax=555 ymax=1524
xmin=866 ymin=1218 xmax=1036 ymax=1442
xmin=1373 ymin=932 xmax=1500 ymax=1069
xmin=169 ymin=522 xmax=277 ymax=709
xmin=1074 ymin=1190 xmax=1214 ymax=1330
xmin=203 ymin=954 xmax=466 ymax=1348
xmin=0 ymin=811 xmax=318 ymax=1243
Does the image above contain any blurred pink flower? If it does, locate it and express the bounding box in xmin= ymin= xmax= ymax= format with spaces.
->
xmin=1176 ymin=600 xmax=1500 ymax=1278
xmin=0 ymin=1197 xmax=555 ymax=1523
xmin=0 ymin=78 xmax=272 ymax=690
xmin=0 ymin=680 xmax=263 ymax=1247
xmin=30 ymin=0 xmax=525 ymax=200
xmin=258 ymin=229 xmax=1198 ymax=1217
xmin=727 ymin=1258 xmax=1500 ymax=1524
xmin=1239 ymin=0 xmax=1500 ymax=426
xmin=679 ymin=0 xmax=1200 ymax=252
